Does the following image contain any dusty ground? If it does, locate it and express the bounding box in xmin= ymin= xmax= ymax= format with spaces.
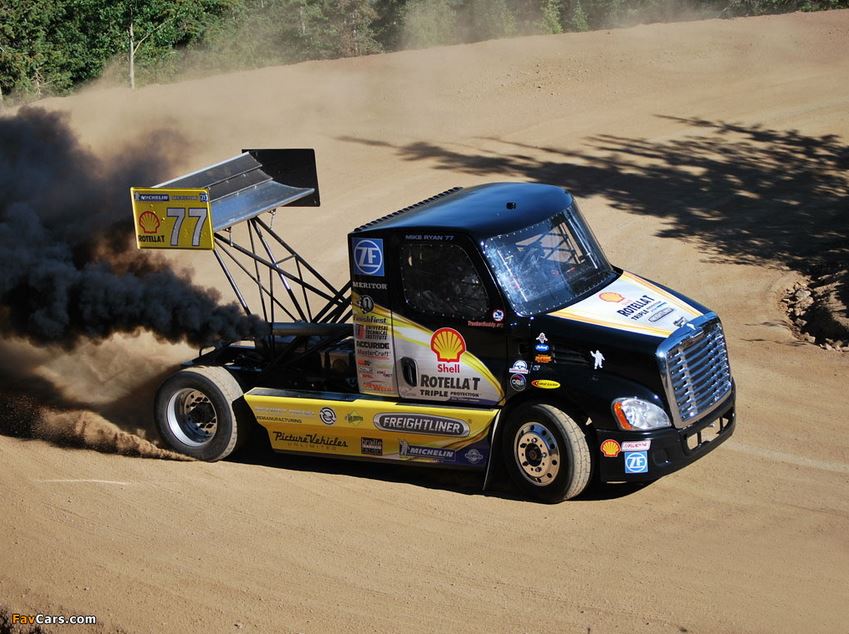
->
xmin=2 ymin=9 xmax=849 ymax=633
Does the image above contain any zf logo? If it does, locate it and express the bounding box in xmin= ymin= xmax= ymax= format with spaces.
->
xmin=353 ymin=238 xmax=384 ymax=277
xmin=624 ymin=451 xmax=648 ymax=474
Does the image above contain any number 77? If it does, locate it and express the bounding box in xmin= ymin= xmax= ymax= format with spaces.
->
xmin=166 ymin=207 xmax=208 ymax=247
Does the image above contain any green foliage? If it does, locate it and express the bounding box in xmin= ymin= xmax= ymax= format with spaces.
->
xmin=2 ymin=0 xmax=849 ymax=99
xmin=568 ymin=0 xmax=590 ymax=30
xmin=541 ymin=0 xmax=564 ymax=32
xmin=0 ymin=0 xmax=116 ymax=96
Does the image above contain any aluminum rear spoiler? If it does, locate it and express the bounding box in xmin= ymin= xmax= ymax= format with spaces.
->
xmin=131 ymin=149 xmax=319 ymax=250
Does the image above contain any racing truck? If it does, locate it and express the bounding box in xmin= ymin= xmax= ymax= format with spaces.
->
xmin=130 ymin=149 xmax=736 ymax=502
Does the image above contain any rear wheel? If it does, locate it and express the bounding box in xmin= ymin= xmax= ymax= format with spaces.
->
xmin=501 ymin=403 xmax=591 ymax=502
xmin=155 ymin=366 xmax=248 ymax=461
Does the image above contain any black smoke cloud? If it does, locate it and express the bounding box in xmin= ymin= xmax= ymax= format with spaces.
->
xmin=0 ymin=106 xmax=267 ymax=348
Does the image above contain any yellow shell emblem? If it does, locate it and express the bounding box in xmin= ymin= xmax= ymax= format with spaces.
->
xmin=138 ymin=211 xmax=161 ymax=234
xmin=600 ymin=439 xmax=621 ymax=458
xmin=430 ymin=327 xmax=466 ymax=363
xmin=599 ymin=292 xmax=625 ymax=303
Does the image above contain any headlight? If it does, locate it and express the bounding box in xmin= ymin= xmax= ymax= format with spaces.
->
xmin=612 ymin=398 xmax=671 ymax=431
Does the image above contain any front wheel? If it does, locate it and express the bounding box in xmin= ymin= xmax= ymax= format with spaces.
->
xmin=154 ymin=366 xmax=248 ymax=461
xmin=501 ymin=403 xmax=591 ymax=502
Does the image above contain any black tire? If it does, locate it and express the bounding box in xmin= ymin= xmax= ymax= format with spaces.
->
xmin=501 ymin=403 xmax=591 ymax=503
xmin=154 ymin=366 xmax=248 ymax=461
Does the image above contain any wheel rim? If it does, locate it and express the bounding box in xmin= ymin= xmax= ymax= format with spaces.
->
xmin=514 ymin=421 xmax=561 ymax=486
xmin=166 ymin=388 xmax=218 ymax=447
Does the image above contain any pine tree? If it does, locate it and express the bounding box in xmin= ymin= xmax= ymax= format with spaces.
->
xmin=568 ymin=0 xmax=589 ymax=31
xmin=541 ymin=0 xmax=564 ymax=33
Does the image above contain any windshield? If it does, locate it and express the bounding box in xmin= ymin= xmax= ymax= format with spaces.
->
xmin=482 ymin=205 xmax=615 ymax=316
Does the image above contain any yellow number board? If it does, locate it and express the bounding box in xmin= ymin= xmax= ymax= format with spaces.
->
xmin=130 ymin=187 xmax=214 ymax=250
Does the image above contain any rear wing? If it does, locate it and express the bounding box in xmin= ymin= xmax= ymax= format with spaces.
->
xmin=130 ymin=149 xmax=319 ymax=250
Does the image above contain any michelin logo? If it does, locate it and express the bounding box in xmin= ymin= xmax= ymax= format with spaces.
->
xmin=399 ymin=440 xmax=456 ymax=462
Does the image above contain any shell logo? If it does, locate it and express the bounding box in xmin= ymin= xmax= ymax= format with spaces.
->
xmin=599 ymin=292 xmax=625 ymax=303
xmin=138 ymin=211 xmax=161 ymax=234
xmin=600 ymin=439 xmax=621 ymax=458
xmin=430 ymin=327 xmax=466 ymax=363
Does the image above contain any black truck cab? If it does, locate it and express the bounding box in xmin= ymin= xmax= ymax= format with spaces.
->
xmin=347 ymin=183 xmax=735 ymax=498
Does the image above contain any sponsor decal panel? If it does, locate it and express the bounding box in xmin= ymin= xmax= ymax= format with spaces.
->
xmin=510 ymin=374 xmax=526 ymax=391
xmin=251 ymin=406 xmax=309 ymax=425
xmin=361 ymin=437 xmax=383 ymax=456
xmin=352 ymin=280 xmax=388 ymax=290
xmin=431 ymin=327 xmax=466 ymax=362
xmin=392 ymin=316 xmax=504 ymax=404
xmin=531 ymin=379 xmax=560 ymax=389
xmin=130 ymin=187 xmax=213 ymax=250
xmin=599 ymin=291 xmax=625 ymax=303
xmin=464 ymin=448 xmax=484 ymax=465
xmin=136 ymin=193 xmax=170 ymax=202
xmin=273 ymin=431 xmax=348 ymax=449
xmin=509 ymin=360 xmax=529 ymax=375
xmin=648 ymin=307 xmax=674 ymax=322
xmin=352 ymin=238 xmax=385 ymax=276
xmin=621 ymin=440 xmax=651 ymax=451
xmin=534 ymin=354 xmax=552 ymax=364
xmin=345 ymin=411 xmax=364 ymax=425
xmin=624 ymin=451 xmax=649 ymax=474
xmin=353 ymin=291 xmax=396 ymax=396
xmin=590 ymin=349 xmax=605 ymax=370
xmin=549 ymin=272 xmax=702 ymax=337
xmin=600 ymin=439 xmax=621 ymax=458
xmin=319 ymin=407 xmax=336 ymax=425
xmin=400 ymin=440 xmax=455 ymax=462
xmin=534 ymin=342 xmax=550 ymax=353
xmin=374 ymin=413 xmax=470 ymax=437
xmin=492 ymin=309 xmax=505 ymax=322
xmin=467 ymin=320 xmax=503 ymax=328
xmin=245 ymin=393 xmax=499 ymax=460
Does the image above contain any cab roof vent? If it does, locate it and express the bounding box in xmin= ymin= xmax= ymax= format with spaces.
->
xmin=354 ymin=187 xmax=463 ymax=232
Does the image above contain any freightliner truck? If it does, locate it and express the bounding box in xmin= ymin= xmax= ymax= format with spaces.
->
xmin=131 ymin=149 xmax=736 ymax=502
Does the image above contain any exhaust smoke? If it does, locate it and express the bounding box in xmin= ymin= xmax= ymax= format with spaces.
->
xmin=0 ymin=106 xmax=265 ymax=456
xmin=0 ymin=106 xmax=267 ymax=348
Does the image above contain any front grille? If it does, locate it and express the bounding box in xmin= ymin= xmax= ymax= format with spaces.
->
xmin=657 ymin=313 xmax=733 ymax=429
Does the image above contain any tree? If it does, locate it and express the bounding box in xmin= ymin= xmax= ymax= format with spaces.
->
xmin=120 ymin=0 xmax=235 ymax=88
xmin=541 ymin=0 xmax=564 ymax=32
xmin=568 ymin=0 xmax=589 ymax=31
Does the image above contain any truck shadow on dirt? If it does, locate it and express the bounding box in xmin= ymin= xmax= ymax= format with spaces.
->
xmin=340 ymin=117 xmax=849 ymax=342
xmin=231 ymin=440 xmax=652 ymax=502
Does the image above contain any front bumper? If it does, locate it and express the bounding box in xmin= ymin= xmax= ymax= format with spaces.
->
xmin=595 ymin=388 xmax=736 ymax=483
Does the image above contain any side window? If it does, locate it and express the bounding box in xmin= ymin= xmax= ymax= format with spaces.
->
xmin=400 ymin=243 xmax=489 ymax=320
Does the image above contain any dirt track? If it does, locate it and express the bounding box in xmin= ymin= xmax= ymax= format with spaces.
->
xmin=2 ymin=10 xmax=849 ymax=633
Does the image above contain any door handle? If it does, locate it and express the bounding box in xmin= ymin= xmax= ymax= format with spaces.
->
xmin=401 ymin=357 xmax=418 ymax=387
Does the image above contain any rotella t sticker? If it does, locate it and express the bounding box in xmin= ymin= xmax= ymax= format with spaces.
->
xmin=392 ymin=314 xmax=504 ymax=405
xmin=549 ymin=272 xmax=702 ymax=338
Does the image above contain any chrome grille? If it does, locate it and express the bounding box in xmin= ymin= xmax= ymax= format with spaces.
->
xmin=657 ymin=313 xmax=733 ymax=429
